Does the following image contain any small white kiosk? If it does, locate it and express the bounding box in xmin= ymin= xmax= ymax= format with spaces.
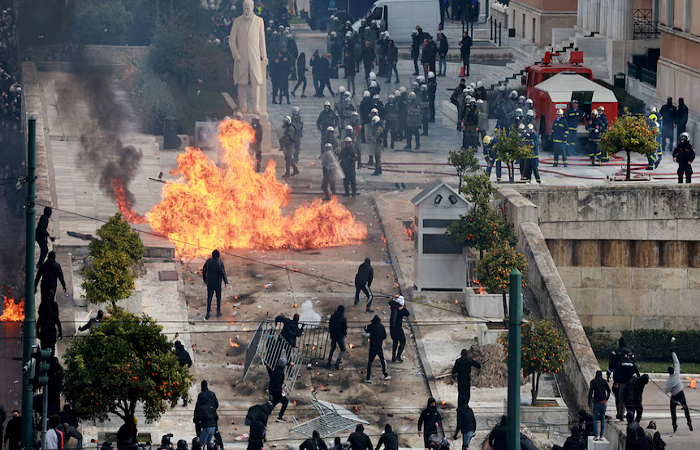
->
xmin=411 ymin=179 xmax=471 ymax=291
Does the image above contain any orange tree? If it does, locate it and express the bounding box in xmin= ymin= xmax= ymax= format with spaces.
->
xmin=599 ymin=108 xmax=658 ymax=180
xmin=475 ymin=234 xmax=527 ymax=318
xmin=492 ymin=126 xmax=533 ymax=183
xmin=63 ymin=307 xmax=192 ymax=426
xmin=499 ymin=317 xmax=569 ymax=404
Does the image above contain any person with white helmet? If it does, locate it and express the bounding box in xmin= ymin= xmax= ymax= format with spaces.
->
xmin=524 ymin=109 xmax=536 ymax=130
xmin=291 ymin=107 xmax=304 ymax=163
xmin=338 ymin=91 xmax=356 ymax=137
xmin=405 ymin=91 xmax=422 ymax=150
xmin=513 ymin=108 xmax=524 ymax=131
xmin=369 ymin=79 xmax=381 ymax=97
xmin=476 ymin=99 xmax=488 ymax=142
xmin=317 ymin=101 xmax=338 ymax=133
xmin=451 ymin=79 xmax=468 ymax=131
xmin=475 ymin=81 xmax=486 ymax=100
xmin=321 ymin=126 xmax=341 ymax=158
xmin=320 ymin=143 xmax=339 ymax=200
xmin=552 ymin=109 xmax=570 ymax=168
xmin=342 ymin=124 xmax=356 ymax=142
xmin=397 ymin=86 xmax=409 ymax=142
xmin=411 ymin=29 xmax=422 ymax=76
xmin=483 ymin=134 xmax=501 ymax=181
xmin=339 ymin=136 xmax=358 ymax=196
xmin=416 ymin=75 xmax=425 ymax=85
xmin=279 ymin=116 xmax=299 ymax=178
xmin=386 ymin=38 xmax=400 ymax=84
xmin=673 ymin=132 xmax=695 ymax=183
xmin=369 ymin=115 xmax=385 ymax=175
xmin=588 ymin=109 xmax=605 ymax=165
xmin=360 ymin=40 xmax=376 ymax=85
xmin=385 ymin=95 xmax=400 ymax=149
xmin=369 ymin=71 xmax=377 ymax=81
xmin=564 ymin=99 xmax=586 ymax=153
xmin=235 ymin=112 xmax=244 ymax=121
xmin=359 ymin=91 xmax=373 ymax=147
xmin=525 ymin=98 xmax=534 ymax=111
xmin=427 ymin=72 xmax=437 ymax=122
xmin=419 ymin=84 xmax=430 ymax=136
xmin=250 ymin=115 xmax=263 ymax=173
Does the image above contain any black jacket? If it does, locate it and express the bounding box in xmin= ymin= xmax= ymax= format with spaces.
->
xmin=452 ymin=354 xmax=481 ymax=386
xmin=193 ymin=385 xmax=219 ymax=428
xmin=203 ymin=257 xmax=228 ymax=287
xmin=388 ymin=300 xmax=410 ymax=332
xmin=563 ymin=435 xmax=585 ymax=450
xmin=374 ymin=431 xmax=398 ymax=450
xmin=588 ymin=376 xmax=611 ymax=404
xmin=460 ymin=36 xmax=472 ymax=56
xmin=36 ymin=214 xmax=50 ymax=242
xmin=417 ymin=397 xmax=442 ymax=435
xmin=4 ymin=416 xmax=21 ymax=445
xmin=175 ymin=347 xmax=192 ymax=368
xmin=36 ymin=260 xmax=66 ymax=295
xmin=359 ymin=47 xmax=375 ymax=69
xmin=344 ymin=54 xmax=357 ymax=77
xmin=276 ymin=314 xmax=303 ymax=347
xmin=614 ymin=358 xmax=640 ymax=385
xmin=365 ymin=316 xmax=386 ymax=350
xmin=488 ymin=424 xmax=507 ymax=450
xmin=660 ymin=103 xmax=677 ymax=129
xmin=626 ymin=375 xmax=649 ymax=405
xmin=347 ymin=429 xmax=373 ymax=450
xmin=607 ymin=339 xmax=633 ymax=377
xmin=329 ymin=308 xmax=347 ymax=339
xmin=438 ymin=37 xmax=449 ymax=56
xmin=454 ymin=405 xmax=476 ymax=436
xmin=673 ymin=141 xmax=695 ymax=166
xmin=355 ymin=258 xmax=374 ymax=285
xmin=310 ymin=54 xmax=324 ymax=75
xmin=300 ymin=437 xmax=328 ymax=450
xmin=387 ymin=44 xmax=398 ymax=64
xmin=676 ymin=103 xmax=689 ymax=125
xmin=269 ymin=364 xmax=285 ymax=396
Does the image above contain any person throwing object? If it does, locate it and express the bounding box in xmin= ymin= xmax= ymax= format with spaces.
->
xmin=665 ymin=350 xmax=693 ymax=433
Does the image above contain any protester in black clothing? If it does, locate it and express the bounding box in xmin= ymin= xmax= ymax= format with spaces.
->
xmin=374 ymin=424 xmax=398 ymax=450
xmin=268 ymin=358 xmax=289 ymax=423
xmin=562 ymin=426 xmax=585 ymax=450
xmin=625 ymin=374 xmax=650 ymax=423
xmin=327 ymin=305 xmax=347 ymax=369
xmin=300 ymin=431 xmax=328 ymax=450
xmin=275 ymin=313 xmax=303 ymax=349
xmin=652 ymin=431 xmax=666 ymax=450
xmin=364 ymin=315 xmax=389 ymax=382
xmin=61 ymin=404 xmax=79 ymax=429
xmin=676 ymin=98 xmax=689 ymax=141
xmin=4 ymin=410 xmax=20 ymax=450
xmin=78 ymin=310 xmax=103 ymax=332
xmin=117 ymin=418 xmax=138 ymax=450
xmin=174 ymin=341 xmax=193 ymax=405
xmin=387 ymin=296 xmax=410 ymax=362
xmin=246 ymin=401 xmax=273 ymax=450
xmin=613 ymin=353 xmax=639 ymax=420
xmin=347 ymin=424 xmax=372 ymax=450
xmin=359 ymin=41 xmax=376 ymax=84
xmin=202 ymin=249 xmax=228 ymax=320
xmin=418 ymin=397 xmax=442 ymax=449
xmin=344 ymin=52 xmax=357 ymax=96
xmin=311 ymin=50 xmax=324 ymax=93
xmin=354 ymin=258 xmax=374 ymax=310
xmin=451 ymin=348 xmax=481 ymax=407
xmin=423 ymin=36 xmax=438 ymax=77
xmin=588 ymin=370 xmax=610 ymax=440
xmin=291 ymin=53 xmax=308 ymax=97
xmin=37 ymin=305 xmax=62 ymax=355
xmin=194 ymin=380 xmax=219 ymax=444
xmin=607 ymin=337 xmax=633 ymax=381
xmin=454 ymin=404 xmax=476 ymax=450
xmin=630 ymin=427 xmax=653 ymax=450
xmin=459 ymin=32 xmax=472 ymax=76
xmin=673 ymin=132 xmax=695 ymax=183
xmin=316 ymin=55 xmax=335 ymax=97
xmin=625 ymin=412 xmax=642 ymax=449
xmin=36 ymin=206 xmax=55 ymax=268
xmin=279 ymin=55 xmax=292 ymax=104
xmin=488 ymin=415 xmax=507 ymax=450
xmin=437 ymin=33 xmax=449 ymax=76
xmin=35 ymin=251 xmax=66 ymax=303
xmin=660 ymin=97 xmax=677 ymax=153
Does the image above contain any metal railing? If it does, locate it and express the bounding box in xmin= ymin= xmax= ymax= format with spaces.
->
xmin=641 ymin=67 xmax=658 ymax=87
xmin=633 ymin=9 xmax=660 ymax=39
xmin=627 ymin=61 xmax=639 ymax=79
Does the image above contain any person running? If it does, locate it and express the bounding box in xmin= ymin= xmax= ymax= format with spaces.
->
xmin=665 ymin=350 xmax=693 ymax=433
xmin=354 ymin=258 xmax=374 ymax=311
xmin=174 ymin=341 xmax=193 ymax=406
xmin=364 ymin=315 xmax=390 ymax=383
xmin=347 ymin=424 xmax=372 ymax=450
xmin=291 ymin=52 xmax=308 ymax=98
xmin=268 ymin=357 xmax=289 ymax=423
xmin=454 ymin=404 xmax=476 ymax=450
xmin=388 ymin=296 xmax=410 ymax=362
xmin=451 ymin=349 xmax=481 ymax=407
xmin=193 ymin=380 xmax=219 ymax=444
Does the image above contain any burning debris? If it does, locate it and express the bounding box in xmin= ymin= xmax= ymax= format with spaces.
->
xmin=0 ymin=296 xmax=24 ymax=322
xmin=143 ymin=120 xmax=367 ymax=256
xmin=687 ymin=377 xmax=697 ymax=389
xmin=229 ymin=338 xmax=240 ymax=347
xmin=472 ymin=277 xmax=486 ymax=295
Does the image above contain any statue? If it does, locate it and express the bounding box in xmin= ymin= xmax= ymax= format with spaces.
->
xmin=229 ymin=0 xmax=268 ymax=115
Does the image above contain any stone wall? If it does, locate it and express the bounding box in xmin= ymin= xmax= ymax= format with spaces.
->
xmin=499 ymin=188 xmax=599 ymax=410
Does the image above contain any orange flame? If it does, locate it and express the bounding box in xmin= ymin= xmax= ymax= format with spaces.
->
xmin=111 ymin=179 xmax=147 ymax=224
xmin=472 ymin=277 xmax=486 ymax=295
xmin=320 ymin=384 xmax=327 ymax=391
xmin=143 ymin=120 xmax=366 ymax=257
xmin=687 ymin=377 xmax=697 ymax=389
xmin=349 ymin=343 xmax=355 ymax=349
xmin=0 ymin=297 xmax=24 ymax=322
xmin=229 ymin=338 xmax=240 ymax=347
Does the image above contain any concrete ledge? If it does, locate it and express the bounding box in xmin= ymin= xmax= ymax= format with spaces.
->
xmin=442 ymin=100 xmax=458 ymax=125
xmin=59 ymin=244 xmax=175 ymax=259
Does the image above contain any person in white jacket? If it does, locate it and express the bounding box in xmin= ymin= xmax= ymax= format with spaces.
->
xmin=665 ymin=351 xmax=693 ymax=433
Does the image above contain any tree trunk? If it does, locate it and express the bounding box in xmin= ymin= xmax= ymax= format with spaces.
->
xmin=479 ymin=249 xmax=484 ymax=260
xmin=532 ymin=372 xmax=540 ymax=405
xmin=626 ymin=150 xmax=631 ymax=181
xmin=507 ymin=163 xmax=514 ymax=183
xmin=458 ymin=173 xmax=463 ymax=189
xmin=502 ymin=291 xmax=508 ymax=321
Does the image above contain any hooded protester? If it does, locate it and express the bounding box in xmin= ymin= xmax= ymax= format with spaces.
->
xmin=388 ymin=296 xmax=410 ymax=362
xmin=35 ymin=206 xmax=54 ymax=268
xmin=626 ymin=374 xmax=650 ymax=423
xmin=35 ymin=251 xmax=66 ymax=304
xmin=451 ymin=349 xmax=481 ymax=407
xmin=4 ymin=410 xmax=21 ymax=450
xmin=630 ymin=427 xmax=653 ymax=450
xmin=194 ymin=381 xmax=219 ymax=444
xmin=626 ymin=412 xmax=642 ymax=450
xmin=364 ymin=315 xmax=389 ymax=383
xmin=45 ymin=414 xmax=64 ymax=450
xmin=348 ymin=424 xmax=373 ymax=450
xmin=665 ymin=351 xmax=693 ymax=432
xmin=374 ymin=424 xmax=398 ymax=450
xmin=653 ymin=431 xmax=666 ymax=450
xmin=613 ymin=351 xmax=639 ymax=420
xmin=520 ymin=433 xmax=538 ymax=450
xmin=454 ymin=404 xmax=476 ymax=450
xmin=354 ymin=258 xmax=374 ymax=310
xmin=328 ymin=305 xmax=348 ymax=369
xmin=246 ymin=401 xmax=273 ymax=450
xmin=37 ymin=297 xmax=62 ymax=355
xmin=275 ymin=313 xmax=303 ymax=348
xmin=676 ymin=98 xmax=689 ymax=141
xmin=174 ymin=341 xmax=193 ymax=406
xmin=202 ymin=250 xmax=228 ymax=320
xmin=417 ymin=397 xmax=443 ymax=449
xmin=268 ymin=358 xmax=289 ymax=422
xmin=562 ymin=426 xmax=585 ymax=450
xmin=300 ymin=431 xmax=328 ymax=450
xmin=487 ymin=416 xmax=507 ymax=450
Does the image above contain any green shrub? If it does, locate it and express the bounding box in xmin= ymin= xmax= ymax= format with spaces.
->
xmin=583 ymin=327 xmax=617 ymax=359
xmin=74 ymin=0 xmax=134 ymax=45
xmin=140 ymin=74 xmax=180 ymax=135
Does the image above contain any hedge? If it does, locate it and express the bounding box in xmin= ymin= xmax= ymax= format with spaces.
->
xmin=585 ymin=327 xmax=700 ymax=363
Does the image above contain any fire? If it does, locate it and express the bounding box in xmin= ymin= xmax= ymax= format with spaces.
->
xmin=320 ymin=384 xmax=327 ymax=391
xmin=0 ymin=297 xmax=24 ymax=322
xmin=141 ymin=120 xmax=366 ymax=257
xmin=349 ymin=343 xmax=355 ymax=349
xmin=111 ymin=179 xmax=147 ymax=224
xmin=687 ymin=377 xmax=697 ymax=389
xmin=229 ymin=338 xmax=240 ymax=347
xmin=472 ymin=277 xmax=486 ymax=295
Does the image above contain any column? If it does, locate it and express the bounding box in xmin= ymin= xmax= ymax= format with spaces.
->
xmin=581 ymin=0 xmax=590 ymax=29
xmin=578 ymin=0 xmax=586 ymax=28
xmin=609 ymin=0 xmax=634 ymax=41
xmin=589 ymin=0 xmax=601 ymax=33
xmin=599 ymin=0 xmax=609 ymax=36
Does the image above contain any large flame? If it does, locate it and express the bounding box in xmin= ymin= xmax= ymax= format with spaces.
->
xmin=111 ymin=179 xmax=147 ymax=224
xmin=128 ymin=120 xmax=367 ymax=257
xmin=0 ymin=297 xmax=25 ymax=322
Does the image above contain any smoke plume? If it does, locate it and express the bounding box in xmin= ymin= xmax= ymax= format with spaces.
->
xmin=58 ymin=64 xmax=143 ymax=207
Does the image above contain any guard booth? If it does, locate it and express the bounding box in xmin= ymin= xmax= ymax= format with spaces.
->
xmin=411 ymin=179 xmax=471 ymax=291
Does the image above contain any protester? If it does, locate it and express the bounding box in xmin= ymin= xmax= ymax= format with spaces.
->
xmin=194 ymin=380 xmax=219 ymax=444
xmin=45 ymin=414 xmax=64 ymax=450
xmin=116 ymin=417 xmax=138 ymax=450
xmin=386 ymin=40 xmax=399 ymax=84
xmin=300 ymin=431 xmax=327 ymax=450
xmin=452 ymin=349 xmax=481 ymax=407
xmin=437 ymin=33 xmax=449 ymax=76
xmin=4 ymin=410 xmax=21 ymax=450
xmin=364 ymin=315 xmax=390 ymax=383
xmin=487 ymin=415 xmax=507 ymax=450
xmin=174 ymin=341 xmax=193 ymax=406
xmin=35 ymin=251 xmax=66 ymax=303
xmin=626 ymin=412 xmax=642 ymax=449
xmin=417 ymin=397 xmax=442 ymax=449
xmin=78 ymin=310 xmax=104 ymax=332
xmin=374 ymin=424 xmax=398 ymax=450
xmin=251 ymin=115 xmax=263 ymax=172
xmin=348 ymin=424 xmax=373 ymax=450
xmin=328 ymin=305 xmax=348 ymax=369
xmin=354 ymin=258 xmax=374 ymax=310
xmin=459 ymin=32 xmax=472 ymax=77
xmin=246 ymin=401 xmax=273 ymax=450
xmin=665 ymin=350 xmax=693 ymax=432
xmin=388 ymin=296 xmax=410 ymax=362
xmin=291 ymin=53 xmax=307 ymax=97
xmin=625 ymin=374 xmax=649 ymax=423
xmin=202 ymin=249 xmax=228 ymax=320
xmin=613 ymin=353 xmax=639 ymax=420
xmin=562 ymin=426 xmax=585 ymax=450
xmin=268 ymin=357 xmax=289 ymax=423
xmin=37 ymin=301 xmax=62 ymax=355
xmin=36 ymin=206 xmax=55 ymax=268
xmin=275 ymin=313 xmax=303 ymax=350
xmin=676 ymin=98 xmax=688 ymax=141
xmin=587 ymin=370 xmax=610 ymax=441
xmin=453 ymin=404 xmax=476 ymax=450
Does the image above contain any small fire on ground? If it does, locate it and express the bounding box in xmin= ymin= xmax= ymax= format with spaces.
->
xmin=687 ymin=377 xmax=697 ymax=389
xmin=113 ymin=120 xmax=367 ymax=257
xmin=229 ymin=338 xmax=240 ymax=347
xmin=0 ymin=296 xmax=24 ymax=322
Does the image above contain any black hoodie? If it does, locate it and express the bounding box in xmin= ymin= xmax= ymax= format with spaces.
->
xmin=194 ymin=381 xmax=219 ymax=428
xmin=247 ymin=402 xmax=273 ymax=450
xmin=388 ymin=300 xmax=410 ymax=332
xmin=348 ymin=424 xmax=373 ymax=450
xmin=607 ymin=337 xmax=633 ymax=377
xmin=355 ymin=258 xmax=374 ymax=285
xmin=329 ymin=305 xmax=347 ymax=339
xmin=365 ymin=316 xmax=387 ymax=350
xmin=455 ymin=405 xmax=476 ymax=436
xmin=418 ymin=397 xmax=442 ymax=435
xmin=375 ymin=425 xmax=398 ymax=450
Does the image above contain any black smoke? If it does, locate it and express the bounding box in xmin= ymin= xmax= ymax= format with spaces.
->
xmin=58 ymin=64 xmax=143 ymax=207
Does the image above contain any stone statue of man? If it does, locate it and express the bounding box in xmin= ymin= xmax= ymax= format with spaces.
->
xmin=229 ymin=0 xmax=268 ymax=114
